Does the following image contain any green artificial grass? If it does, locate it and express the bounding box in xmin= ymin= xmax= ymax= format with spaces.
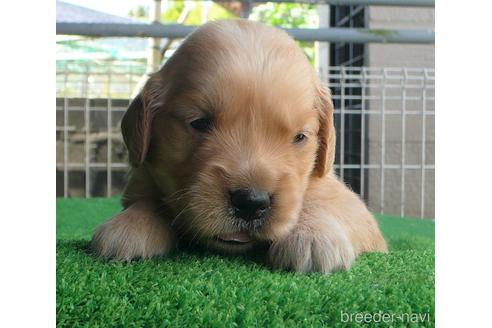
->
xmin=57 ymin=198 xmax=435 ymax=327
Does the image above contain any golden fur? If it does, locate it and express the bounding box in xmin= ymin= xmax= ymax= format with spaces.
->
xmin=91 ymin=20 xmax=387 ymax=273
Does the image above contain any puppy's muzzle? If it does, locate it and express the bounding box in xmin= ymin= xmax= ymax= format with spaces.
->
xmin=229 ymin=188 xmax=272 ymax=224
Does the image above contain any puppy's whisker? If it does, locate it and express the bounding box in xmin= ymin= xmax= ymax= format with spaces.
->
xmin=170 ymin=205 xmax=192 ymax=227
xmin=186 ymin=208 xmax=223 ymax=245
xmin=177 ymin=208 xmax=205 ymax=244
xmin=162 ymin=188 xmax=193 ymax=204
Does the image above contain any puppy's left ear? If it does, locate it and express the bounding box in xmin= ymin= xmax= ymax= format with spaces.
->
xmin=313 ymin=83 xmax=336 ymax=177
xmin=121 ymin=72 xmax=168 ymax=167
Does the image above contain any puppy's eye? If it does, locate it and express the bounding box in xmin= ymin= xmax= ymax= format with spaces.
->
xmin=190 ymin=118 xmax=211 ymax=132
xmin=293 ymin=133 xmax=307 ymax=144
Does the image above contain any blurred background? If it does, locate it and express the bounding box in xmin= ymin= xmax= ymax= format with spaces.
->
xmin=56 ymin=0 xmax=434 ymax=219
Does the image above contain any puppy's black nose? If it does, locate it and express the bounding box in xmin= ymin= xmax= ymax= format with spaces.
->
xmin=229 ymin=188 xmax=271 ymax=221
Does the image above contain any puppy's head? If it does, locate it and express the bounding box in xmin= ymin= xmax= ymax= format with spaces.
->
xmin=122 ymin=20 xmax=335 ymax=252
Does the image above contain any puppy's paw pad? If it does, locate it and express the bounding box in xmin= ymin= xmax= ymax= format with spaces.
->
xmin=268 ymin=229 xmax=355 ymax=274
xmin=91 ymin=211 xmax=175 ymax=261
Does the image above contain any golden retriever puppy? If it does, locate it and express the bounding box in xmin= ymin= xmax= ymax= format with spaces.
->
xmin=91 ymin=19 xmax=387 ymax=273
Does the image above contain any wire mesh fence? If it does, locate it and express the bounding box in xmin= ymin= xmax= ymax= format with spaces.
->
xmin=56 ymin=62 xmax=434 ymax=218
xmin=322 ymin=66 xmax=435 ymax=218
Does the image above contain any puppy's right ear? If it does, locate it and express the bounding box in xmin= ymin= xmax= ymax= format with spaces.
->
xmin=121 ymin=73 xmax=167 ymax=167
xmin=313 ymin=83 xmax=336 ymax=177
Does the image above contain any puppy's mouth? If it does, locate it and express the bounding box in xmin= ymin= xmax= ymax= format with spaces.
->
xmin=216 ymin=232 xmax=253 ymax=245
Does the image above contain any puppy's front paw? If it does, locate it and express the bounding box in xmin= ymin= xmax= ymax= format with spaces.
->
xmin=268 ymin=223 xmax=355 ymax=274
xmin=91 ymin=202 xmax=175 ymax=261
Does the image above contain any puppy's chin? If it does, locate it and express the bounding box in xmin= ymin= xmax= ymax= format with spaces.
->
xmin=179 ymin=206 xmax=301 ymax=254
xmin=195 ymin=229 xmax=262 ymax=253
xmin=196 ymin=220 xmax=300 ymax=255
xmin=206 ymin=237 xmax=260 ymax=254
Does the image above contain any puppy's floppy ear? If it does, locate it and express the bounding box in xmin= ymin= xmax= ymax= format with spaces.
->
xmin=121 ymin=73 xmax=168 ymax=167
xmin=313 ymin=83 xmax=336 ymax=177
